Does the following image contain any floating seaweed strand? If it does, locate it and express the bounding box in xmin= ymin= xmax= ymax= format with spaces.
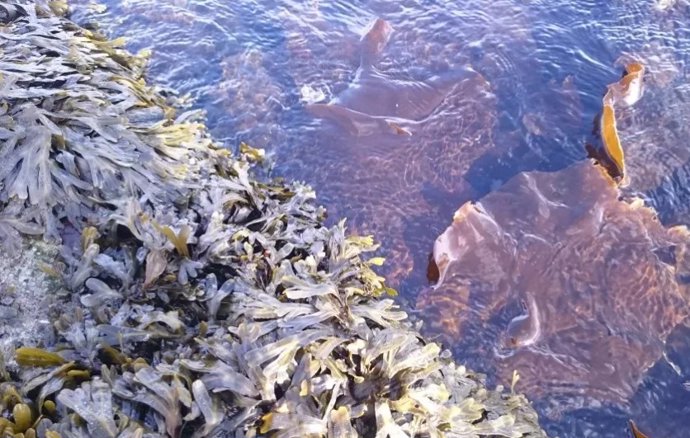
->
xmin=0 ymin=1 xmax=546 ymax=437
xmin=588 ymin=62 xmax=646 ymax=182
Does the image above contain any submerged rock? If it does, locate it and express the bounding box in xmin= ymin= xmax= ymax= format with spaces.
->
xmin=418 ymin=160 xmax=690 ymax=411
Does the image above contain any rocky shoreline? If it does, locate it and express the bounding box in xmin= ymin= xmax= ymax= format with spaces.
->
xmin=0 ymin=1 xmax=545 ymax=436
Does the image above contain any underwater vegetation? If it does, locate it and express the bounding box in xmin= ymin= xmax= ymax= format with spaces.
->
xmin=285 ymin=16 xmax=500 ymax=292
xmin=418 ymin=61 xmax=690 ymax=421
xmin=0 ymin=1 xmax=546 ymax=436
xmin=419 ymin=160 xmax=690 ymax=410
xmin=630 ymin=420 xmax=650 ymax=438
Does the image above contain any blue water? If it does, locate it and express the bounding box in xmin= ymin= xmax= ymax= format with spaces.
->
xmin=71 ymin=0 xmax=690 ymax=436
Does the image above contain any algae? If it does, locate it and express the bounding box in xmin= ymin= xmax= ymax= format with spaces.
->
xmin=0 ymin=1 xmax=547 ymax=437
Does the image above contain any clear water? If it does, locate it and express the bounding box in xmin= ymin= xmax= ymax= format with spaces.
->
xmin=72 ymin=0 xmax=690 ymax=436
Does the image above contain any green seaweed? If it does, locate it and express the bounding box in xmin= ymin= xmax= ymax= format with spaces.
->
xmin=11 ymin=403 xmax=32 ymax=433
xmin=14 ymin=348 xmax=66 ymax=368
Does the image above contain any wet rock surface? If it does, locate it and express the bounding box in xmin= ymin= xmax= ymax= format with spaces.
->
xmin=0 ymin=240 xmax=71 ymax=370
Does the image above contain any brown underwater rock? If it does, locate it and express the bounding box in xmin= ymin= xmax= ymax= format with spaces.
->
xmin=417 ymin=160 xmax=690 ymax=409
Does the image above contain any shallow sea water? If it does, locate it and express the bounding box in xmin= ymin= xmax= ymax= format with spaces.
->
xmin=71 ymin=0 xmax=690 ymax=436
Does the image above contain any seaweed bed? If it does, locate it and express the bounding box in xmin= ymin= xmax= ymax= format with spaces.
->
xmin=0 ymin=1 xmax=546 ymax=436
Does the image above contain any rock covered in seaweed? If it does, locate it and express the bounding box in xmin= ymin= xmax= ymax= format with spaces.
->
xmin=0 ymin=1 xmax=547 ymax=437
xmin=0 ymin=0 xmax=218 ymax=250
xmin=0 ymin=239 xmax=72 ymax=371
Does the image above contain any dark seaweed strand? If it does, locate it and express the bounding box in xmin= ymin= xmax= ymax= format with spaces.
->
xmin=0 ymin=1 xmax=546 ymax=437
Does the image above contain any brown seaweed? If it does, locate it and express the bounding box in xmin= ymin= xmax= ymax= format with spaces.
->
xmin=589 ymin=62 xmax=646 ymax=180
xmin=630 ymin=420 xmax=650 ymax=438
xmin=418 ymin=160 xmax=690 ymax=411
xmin=0 ymin=1 xmax=547 ymax=437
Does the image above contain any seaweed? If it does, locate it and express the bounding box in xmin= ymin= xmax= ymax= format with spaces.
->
xmin=57 ymin=379 xmax=118 ymax=437
xmin=589 ymin=62 xmax=646 ymax=181
xmin=0 ymin=1 xmax=218 ymax=249
xmin=0 ymin=1 xmax=548 ymax=437
xmin=15 ymin=348 xmax=66 ymax=368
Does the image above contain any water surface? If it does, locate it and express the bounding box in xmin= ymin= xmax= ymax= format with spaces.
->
xmin=72 ymin=0 xmax=690 ymax=436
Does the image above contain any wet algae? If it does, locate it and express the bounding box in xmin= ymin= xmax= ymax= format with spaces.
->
xmin=0 ymin=1 xmax=546 ymax=437
xmin=417 ymin=59 xmax=689 ymax=434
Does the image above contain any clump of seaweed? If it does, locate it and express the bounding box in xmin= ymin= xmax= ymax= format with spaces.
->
xmin=0 ymin=0 xmax=220 ymax=249
xmin=0 ymin=1 xmax=547 ymax=437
